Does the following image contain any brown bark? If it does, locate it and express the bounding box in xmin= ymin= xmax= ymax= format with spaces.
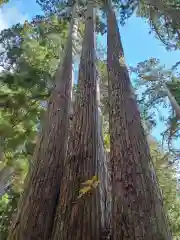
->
xmin=106 ymin=3 xmax=172 ymax=240
xmin=8 ymin=5 xmax=76 ymax=239
xmin=51 ymin=4 xmax=102 ymax=240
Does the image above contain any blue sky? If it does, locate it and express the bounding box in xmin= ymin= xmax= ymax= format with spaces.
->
xmin=1 ymin=0 xmax=180 ymax=146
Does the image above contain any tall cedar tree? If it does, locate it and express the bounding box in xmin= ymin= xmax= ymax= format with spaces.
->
xmin=8 ymin=5 xmax=77 ymax=240
xmin=51 ymin=3 xmax=102 ymax=239
xmin=106 ymin=1 xmax=172 ymax=239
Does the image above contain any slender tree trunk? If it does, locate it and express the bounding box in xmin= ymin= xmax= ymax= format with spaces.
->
xmin=94 ymin=8 xmax=111 ymax=233
xmin=8 ymin=4 xmax=77 ymax=240
xmin=51 ymin=4 xmax=102 ymax=239
xmin=163 ymin=82 xmax=180 ymax=119
xmin=96 ymin=70 xmax=112 ymax=238
xmin=0 ymin=166 xmax=14 ymax=197
xmin=106 ymin=2 xmax=172 ymax=239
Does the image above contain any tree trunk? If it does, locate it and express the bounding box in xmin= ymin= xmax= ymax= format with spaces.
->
xmin=106 ymin=2 xmax=172 ymax=239
xmin=96 ymin=70 xmax=112 ymax=238
xmin=8 ymin=4 xmax=77 ymax=240
xmin=163 ymin=82 xmax=180 ymax=119
xmin=0 ymin=166 xmax=14 ymax=197
xmin=51 ymin=4 xmax=102 ymax=240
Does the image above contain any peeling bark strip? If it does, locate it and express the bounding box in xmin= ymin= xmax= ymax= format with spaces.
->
xmin=106 ymin=3 xmax=172 ymax=240
xmin=52 ymin=4 xmax=102 ymax=240
xmin=8 ymin=4 xmax=78 ymax=240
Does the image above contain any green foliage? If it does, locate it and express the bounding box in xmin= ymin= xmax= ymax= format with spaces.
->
xmin=103 ymin=133 xmax=110 ymax=150
xmin=0 ymin=16 xmax=68 ymax=73
xmin=150 ymin=143 xmax=180 ymax=237
xmin=0 ymin=0 xmax=8 ymax=6
xmin=0 ymin=14 xmax=68 ymax=236
xmin=132 ymin=58 xmax=180 ymax=158
xmin=0 ymin=189 xmax=20 ymax=240
xmin=119 ymin=0 xmax=180 ymax=49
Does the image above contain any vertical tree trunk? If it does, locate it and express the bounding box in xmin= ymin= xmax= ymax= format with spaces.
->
xmin=51 ymin=4 xmax=102 ymax=240
xmin=0 ymin=166 xmax=14 ymax=197
xmin=106 ymin=2 xmax=172 ymax=239
xmin=8 ymin=4 xmax=77 ymax=240
xmin=96 ymin=69 xmax=112 ymax=238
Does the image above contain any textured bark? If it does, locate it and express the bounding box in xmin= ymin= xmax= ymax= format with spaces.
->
xmin=106 ymin=3 xmax=172 ymax=240
xmin=51 ymin=4 xmax=102 ymax=240
xmin=8 ymin=5 xmax=77 ymax=240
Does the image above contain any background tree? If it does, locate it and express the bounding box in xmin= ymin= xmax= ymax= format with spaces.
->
xmin=119 ymin=0 xmax=180 ymax=50
xmin=131 ymin=58 xmax=180 ymax=159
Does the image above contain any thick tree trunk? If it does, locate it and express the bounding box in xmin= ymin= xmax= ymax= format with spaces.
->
xmin=106 ymin=3 xmax=172 ymax=240
xmin=8 ymin=4 xmax=77 ymax=240
xmin=51 ymin=4 xmax=102 ymax=240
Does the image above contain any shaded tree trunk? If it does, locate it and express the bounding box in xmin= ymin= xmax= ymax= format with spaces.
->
xmin=106 ymin=2 xmax=172 ymax=239
xmin=51 ymin=4 xmax=102 ymax=240
xmin=96 ymin=70 xmax=112 ymax=237
xmin=8 ymin=4 xmax=78 ymax=240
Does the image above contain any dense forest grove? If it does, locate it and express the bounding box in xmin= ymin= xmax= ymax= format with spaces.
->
xmin=1 ymin=0 xmax=180 ymax=239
